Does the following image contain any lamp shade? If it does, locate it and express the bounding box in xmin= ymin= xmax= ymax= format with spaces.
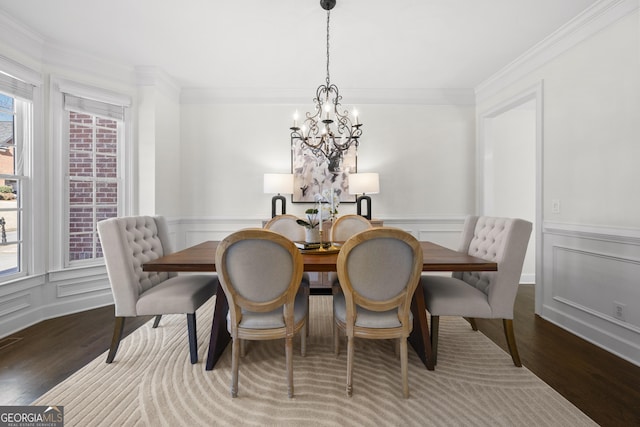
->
xmin=264 ymin=173 xmax=294 ymax=194
xmin=349 ymin=173 xmax=379 ymax=195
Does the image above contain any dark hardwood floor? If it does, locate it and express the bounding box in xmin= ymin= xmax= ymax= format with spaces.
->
xmin=474 ymin=285 xmax=640 ymax=427
xmin=0 ymin=309 xmax=152 ymax=406
xmin=1 ymin=284 xmax=638 ymax=426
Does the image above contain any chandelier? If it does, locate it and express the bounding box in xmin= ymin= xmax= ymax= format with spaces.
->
xmin=290 ymin=0 xmax=362 ymax=167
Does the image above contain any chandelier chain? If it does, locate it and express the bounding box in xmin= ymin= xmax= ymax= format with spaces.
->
xmin=326 ymin=10 xmax=331 ymax=86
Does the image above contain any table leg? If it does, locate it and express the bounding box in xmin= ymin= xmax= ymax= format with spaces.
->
xmin=408 ymin=286 xmax=434 ymax=370
xmin=205 ymin=281 xmax=231 ymax=371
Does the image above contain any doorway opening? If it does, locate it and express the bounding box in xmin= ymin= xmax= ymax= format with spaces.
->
xmin=478 ymin=81 xmax=543 ymax=314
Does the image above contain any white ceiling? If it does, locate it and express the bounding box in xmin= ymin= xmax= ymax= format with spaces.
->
xmin=0 ymin=0 xmax=598 ymax=91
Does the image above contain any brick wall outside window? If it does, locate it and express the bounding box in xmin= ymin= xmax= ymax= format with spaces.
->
xmin=68 ymin=111 xmax=118 ymax=262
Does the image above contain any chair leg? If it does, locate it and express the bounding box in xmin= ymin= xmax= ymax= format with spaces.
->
xmin=301 ymin=322 xmax=307 ymax=357
xmin=467 ymin=317 xmax=478 ymax=331
xmin=152 ymin=315 xmax=162 ymax=328
xmin=503 ymin=319 xmax=522 ymax=367
xmin=231 ymin=338 xmax=240 ymax=397
xmin=106 ymin=317 xmax=126 ymax=363
xmin=240 ymin=339 xmax=246 ymax=358
xmin=334 ymin=321 xmax=340 ymax=357
xmin=187 ymin=313 xmax=198 ymax=364
xmin=400 ymin=337 xmax=409 ymax=398
xmin=286 ymin=336 xmax=294 ymax=398
xmin=305 ymin=287 xmax=310 ymax=337
xmin=346 ymin=335 xmax=354 ymax=397
xmin=430 ymin=315 xmax=440 ymax=366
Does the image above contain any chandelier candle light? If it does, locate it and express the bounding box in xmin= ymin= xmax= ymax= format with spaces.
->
xmin=290 ymin=0 xmax=362 ymax=167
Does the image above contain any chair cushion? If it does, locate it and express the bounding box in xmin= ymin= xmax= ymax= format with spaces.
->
xmin=228 ymin=289 xmax=308 ymax=330
xmin=421 ymin=275 xmax=492 ymax=318
xmin=136 ymin=274 xmax=217 ymax=315
xmin=333 ymin=292 xmax=412 ymax=328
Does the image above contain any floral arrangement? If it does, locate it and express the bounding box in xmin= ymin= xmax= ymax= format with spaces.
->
xmin=296 ymin=208 xmax=319 ymax=229
xmin=296 ymin=189 xmax=340 ymax=230
xmin=320 ymin=188 xmax=340 ymax=221
xmin=296 ymin=188 xmax=340 ymax=230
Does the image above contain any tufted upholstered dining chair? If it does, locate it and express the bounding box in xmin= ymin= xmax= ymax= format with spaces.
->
xmin=328 ymin=214 xmax=373 ymax=290
xmin=97 ymin=216 xmax=217 ymax=364
xmin=216 ymin=228 xmax=308 ymax=398
xmin=420 ymin=216 xmax=532 ymax=366
xmin=333 ymin=227 xmax=423 ymax=398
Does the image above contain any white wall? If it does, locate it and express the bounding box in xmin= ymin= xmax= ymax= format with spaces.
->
xmin=137 ymin=86 xmax=157 ymax=215
xmin=478 ymin=7 xmax=640 ymax=365
xmin=153 ymin=87 xmax=182 ymax=216
xmin=178 ymin=103 xmax=476 ymax=221
xmin=137 ymin=74 xmax=182 ymax=216
xmin=487 ymin=105 xmax=536 ymax=282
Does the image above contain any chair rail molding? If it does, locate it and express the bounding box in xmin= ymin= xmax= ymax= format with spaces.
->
xmin=544 ymin=221 xmax=640 ymax=245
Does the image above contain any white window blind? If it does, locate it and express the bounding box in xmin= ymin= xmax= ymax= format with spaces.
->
xmin=0 ymin=72 xmax=34 ymax=101
xmin=64 ymin=94 xmax=124 ymax=121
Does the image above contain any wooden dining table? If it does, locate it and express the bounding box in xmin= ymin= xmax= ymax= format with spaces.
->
xmin=143 ymin=240 xmax=497 ymax=371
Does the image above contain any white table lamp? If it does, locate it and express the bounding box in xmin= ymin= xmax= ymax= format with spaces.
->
xmin=349 ymin=173 xmax=379 ymax=220
xmin=264 ymin=173 xmax=294 ymax=218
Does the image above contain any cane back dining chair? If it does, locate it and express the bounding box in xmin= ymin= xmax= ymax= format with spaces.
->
xmin=216 ymin=228 xmax=308 ymax=398
xmin=98 ymin=216 xmax=217 ymax=364
xmin=333 ymin=227 xmax=423 ymax=398
xmin=420 ymin=216 xmax=532 ymax=366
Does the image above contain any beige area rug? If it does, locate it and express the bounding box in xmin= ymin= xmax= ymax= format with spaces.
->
xmin=33 ymin=296 xmax=596 ymax=426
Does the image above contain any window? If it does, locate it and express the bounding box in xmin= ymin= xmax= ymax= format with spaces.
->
xmin=63 ymin=93 xmax=127 ymax=265
xmin=0 ymin=72 xmax=34 ymax=279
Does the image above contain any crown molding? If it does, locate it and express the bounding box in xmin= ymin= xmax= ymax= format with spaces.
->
xmin=41 ymin=41 xmax=136 ymax=88
xmin=179 ymin=87 xmax=475 ymax=105
xmin=0 ymin=10 xmax=45 ymax=68
xmin=135 ymin=66 xmax=181 ymax=103
xmin=475 ymin=0 xmax=639 ymax=104
xmin=0 ymin=9 xmax=137 ymax=89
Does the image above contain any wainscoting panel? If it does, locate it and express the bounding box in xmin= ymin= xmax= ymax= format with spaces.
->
xmin=382 ymin=217 xmax=466 ymax=250
xmin=0 ymin=292 xmax=31 ymax=318
xmin=167 ymin=217 xmax=265 ymax=250
xmin=0 ymin=269 xmax=113 ymax=338
xmin=169 ymin=217 xmax=468 ymax=252
xmin=542 ymin=222 xmax=640 ymax=366
xmin=56 ymin=277 xmax=111 ymax=298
